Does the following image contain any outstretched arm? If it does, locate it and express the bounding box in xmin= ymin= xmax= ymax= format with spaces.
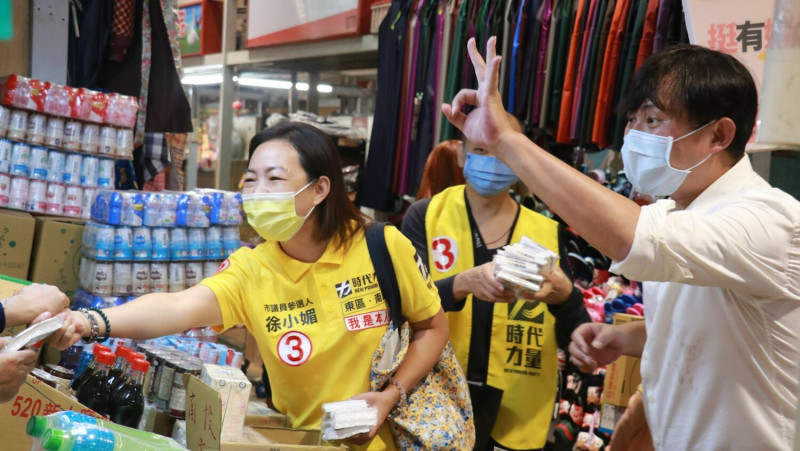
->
xmin=442 ymin=37 xmax=641 ymax=261
xmin=47 ymin=285 xmax=223 ymax=348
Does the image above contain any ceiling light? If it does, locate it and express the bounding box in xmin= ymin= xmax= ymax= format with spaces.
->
xmin=317 ymin=84 xmax=333 ymax=93
xmin=181 ymin=73 xmax=223 ymax=85
xmin=295 ymin=82 xmax=310 ymax=91
xmin=182 ymin=64 xmax=223 ymax=74
xmin=238 ymin=77 xmax=293 ymax=89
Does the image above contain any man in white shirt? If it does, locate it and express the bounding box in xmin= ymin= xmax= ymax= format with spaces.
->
xmin=442 ymin=37 xmax=800 ymax=450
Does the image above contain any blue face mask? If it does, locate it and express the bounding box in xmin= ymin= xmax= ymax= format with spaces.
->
xmin=463 ymin=153 xmax=519 ymax=197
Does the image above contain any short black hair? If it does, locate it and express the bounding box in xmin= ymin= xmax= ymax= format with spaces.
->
xmin=619 ymin=44 xmax=757 ymax=159
xmin=248 ymin=122 xmax=367 ymax=249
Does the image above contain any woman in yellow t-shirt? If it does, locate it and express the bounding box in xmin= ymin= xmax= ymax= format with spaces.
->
xmin=50 ymin=122 xmax=450 ymax=450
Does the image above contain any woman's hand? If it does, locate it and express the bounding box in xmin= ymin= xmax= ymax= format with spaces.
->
xmin=347 ymin=389 xmax=398 ymax=445
xmin=520 ymin=265 xmax=574 ymax=305
xmin=41 ymin=310 xmax=89 ymax=350
xmin=455 ymin=262 xmax=516 ymax=303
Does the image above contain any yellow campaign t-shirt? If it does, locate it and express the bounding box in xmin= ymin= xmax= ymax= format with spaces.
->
xmin=201 ymin=225 xmax=441 ymax=450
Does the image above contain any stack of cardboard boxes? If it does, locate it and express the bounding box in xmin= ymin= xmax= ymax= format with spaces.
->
xmin=0 ymin=209 xmax=84 ymax=297
xmin=598 ymin=313 xmax=644 ymax=433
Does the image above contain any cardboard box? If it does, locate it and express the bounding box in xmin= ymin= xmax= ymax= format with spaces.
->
xmin=602 ymin=313 xmax=644 ymax=407
xmin=0 ymin=209 xmax=36 ymax=279
xmin=200 ymin=364 xmax=252 ymax=442
xmin=598 ymin=403 xmax=626 ymax=434
xmin=28 ymin=216 xmax=85 ymax=298
xmin=0 ymin=375 xmax=99 ymax=451
xmin=246 ymin=401 xmax=289 ymax=428
xmin=185 ymin=375 xmax=344 ymax=451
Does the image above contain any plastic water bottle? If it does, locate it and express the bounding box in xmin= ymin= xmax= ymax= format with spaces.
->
xmin=175 ymin=193 xmax=189 ymax=226
xmin=71 ymin=349 xmax=94 ymax=386
xmin=132 ymin=227 xmax=151 ymax=261
xmin=169 ymin=228 xmax=188 ymax=260
xmin=150 ymin=228 xmax=170 ymax=261
xmin=30 ymin=415 xmax=185 ymax=450
xmin=222 ymin=226 xmax=240 ymax=257
xmin=143 ymin=193 xmax=162 ymax=227
xmin=187 ymin=228 xmax=205 ymax=260
xmin=161 ymin=193 xmax=178 ymax=227
xmin=205 ymin=226 xmax=223 ymax=259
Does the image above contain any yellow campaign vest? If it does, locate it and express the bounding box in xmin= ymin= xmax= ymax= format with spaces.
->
xmin=425 ymin=185 xmax=560 ymax=449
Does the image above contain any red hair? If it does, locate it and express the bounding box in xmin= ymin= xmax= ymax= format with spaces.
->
xmin=416 ymin=140 xmax=466 ymax=200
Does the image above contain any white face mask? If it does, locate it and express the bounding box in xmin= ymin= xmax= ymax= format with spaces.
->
xmin=242 ymin=180 xmax=316 ymax=242
xmin=620 ymin=122 xmax=714 ymax=196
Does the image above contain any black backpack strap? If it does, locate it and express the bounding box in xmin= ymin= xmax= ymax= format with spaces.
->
xmin=365 ymin=222 xmax=404 ymax=328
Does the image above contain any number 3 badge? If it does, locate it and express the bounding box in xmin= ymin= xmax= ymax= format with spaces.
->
xmin=277 ymin=331 xmax=312 ymax=366
xmin=431 ymin=236 xmax=458 ymax=272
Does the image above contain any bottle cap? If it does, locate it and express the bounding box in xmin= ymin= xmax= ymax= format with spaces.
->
xmin=93 ymin=343 xmax=111 ymax=355
xmin=95 ymin=351 xmax=116 ymax=366
xmin=25 ymin=416 xmax=47 ymax=437
xmin=130 ymin=358 xmax=150 ymax=373
xmin=115 ymin=345 xmax=133 ymax=359
xmin=41 ymin=428 xmax=67 ymax=451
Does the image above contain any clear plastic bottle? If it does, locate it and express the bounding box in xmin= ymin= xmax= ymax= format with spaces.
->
xmin=109 ymin=358 xmax=150 ymax=428
xmin=76 ymin=350 xmax=116 ymax=415
xmin=161 ymin=193 xmax=178 ymax=227
xmin=143 ymin=193 xmax=162 ymax=227
xmin=37 ymin=422 xmax=185 ymax=451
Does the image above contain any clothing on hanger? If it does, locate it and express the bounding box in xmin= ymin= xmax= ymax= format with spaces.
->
xmin=555 ymin=0 xmax=589 ymax=143
xmin=363 ymin=0 xmax=410 ymax=211
xmin=591 ymin=0 xmax=632 ymax=148
xmin=611 ymin=0 xmax=649 ymax=150
xmin=572 ymin=0 xmax=607 ymax=142
xmin=635 ymin=0 xmax=660 ymax=68
xmin=583 ymin=0 xmax=616 ymax=144
xmin=530 ymin=0 xmax=554 ymax=125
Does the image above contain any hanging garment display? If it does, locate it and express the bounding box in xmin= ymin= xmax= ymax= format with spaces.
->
xmin=69 ymin=0 xmax=192 ymax=149
xmin=365 ymin=0 xmax=688 ymax=211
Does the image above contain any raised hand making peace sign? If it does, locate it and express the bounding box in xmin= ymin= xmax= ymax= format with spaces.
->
xmin=441 ymin=37 xmax=514 ymax=154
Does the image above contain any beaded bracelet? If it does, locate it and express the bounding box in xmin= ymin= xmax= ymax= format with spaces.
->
xmin=78 ymin=308 xmax=99 ymax=344
xmin=0 ymin=298 xmax=7 ymax=333
xmin=89 ymin=307 xmax=111 ymax=343
xmin=389 ymin=377 xmax=408 ymax=407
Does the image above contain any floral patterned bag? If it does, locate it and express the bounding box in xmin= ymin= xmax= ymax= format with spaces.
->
xmin=366 ymin=223 xmax=475 ymax=450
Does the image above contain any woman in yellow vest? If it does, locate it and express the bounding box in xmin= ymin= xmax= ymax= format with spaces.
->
xmin=50 ymin=122 xmax=450 ymax=451
xmin=401 ymin=115 xmax=591 ymax=451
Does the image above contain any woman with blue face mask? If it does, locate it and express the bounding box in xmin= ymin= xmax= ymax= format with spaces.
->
xmin=401 ymin=115 xmax=591 ymax=451
xmin=46 ymin=122 xmax=456 ymax=450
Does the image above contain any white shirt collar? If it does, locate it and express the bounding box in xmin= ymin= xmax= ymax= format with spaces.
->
xmin=684 ymin=155 xmax=762 ymax=212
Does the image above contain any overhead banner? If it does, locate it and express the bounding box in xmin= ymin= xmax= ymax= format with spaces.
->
xmin=683 ymin=0 xmax=775 ymax=86
xmin=683 ymin=0 xmax=789 ymax=150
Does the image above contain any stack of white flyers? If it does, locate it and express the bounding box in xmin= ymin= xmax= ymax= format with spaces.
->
xmin=493 ymin=236 xmax=558 ymax=294
xmin=321 ymin=400 xmax=378 ymax=441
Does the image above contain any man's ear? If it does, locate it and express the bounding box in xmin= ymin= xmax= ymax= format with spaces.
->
xmin=709 ymin=117 xmax=736 ymax=154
